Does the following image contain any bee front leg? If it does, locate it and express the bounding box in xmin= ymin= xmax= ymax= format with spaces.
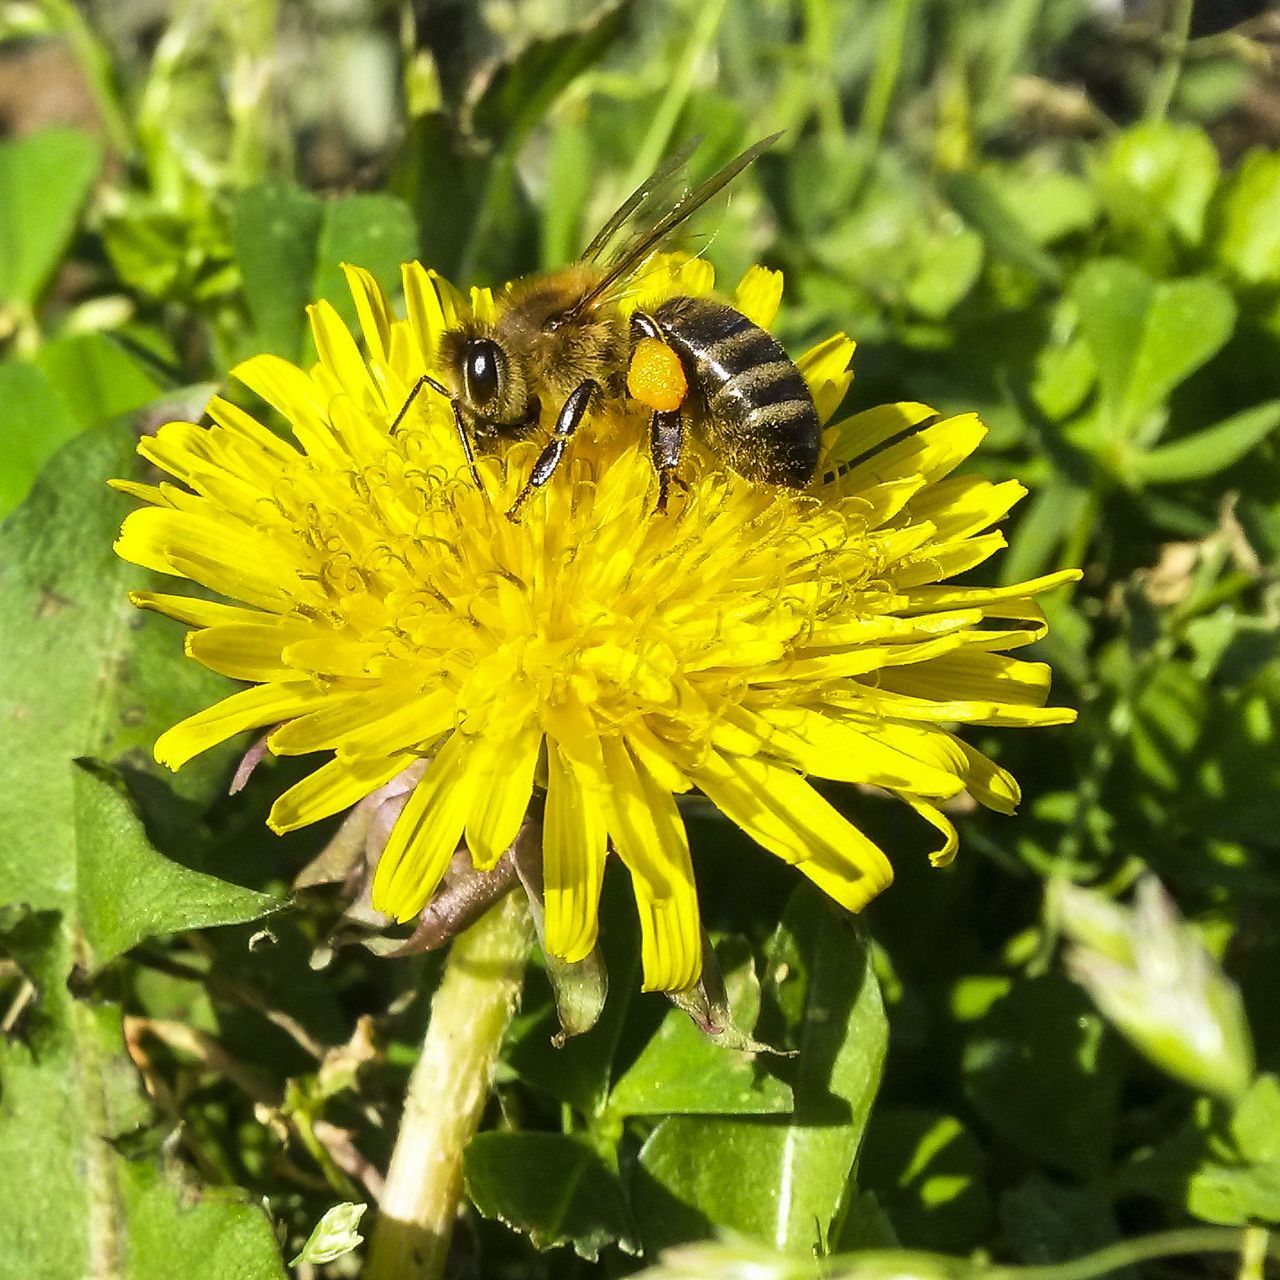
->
xmin=388 ymin=373 xmax=483 ymax=489
xmin=650 ymin=408 xmax=686 ymax=514
xmin=506 ymin=380 xmax=597 ymax=522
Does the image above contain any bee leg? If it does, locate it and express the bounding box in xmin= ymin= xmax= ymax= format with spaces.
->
xmin=650 ymin=408 xmax=686 ymax=514
xmin=388 ymin=373 xmax=482 ymax=488
xmin=449 ymin=400 xmax=483 ymax=489
xmin=506 ymin=380 xmax=597 ymax=522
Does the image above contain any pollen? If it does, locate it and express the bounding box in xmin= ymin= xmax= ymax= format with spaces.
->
xmin=627 ymin=337 xmax=688 ymax=413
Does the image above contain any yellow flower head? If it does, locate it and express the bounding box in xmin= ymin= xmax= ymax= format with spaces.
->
xmin=114 ymin=257 xmax=1078 ymax=993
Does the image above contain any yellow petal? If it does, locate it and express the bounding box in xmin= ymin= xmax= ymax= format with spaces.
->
xmin=732 ymin=265 xmax=783 ymax=329
xmin=823 ymin=402 xmax=937 ymax=471
xmin=341 ymin=262 xmax=392 ymax=365
xmin=879 ymin=649 xmax=1055 ymax=707
xmin=692 ymin=750 xmax=893 ymax=912
xmin=268 ymin=752 xmax=414 ymax=833
xmin=905 ymin=796 xmax=960 ymax=867
xmin=598 ymin=736 xmax=702 ymax=992
xmin=232 ymin=353 xmax=336 ymax=460
xmin=185 ymin=620 xmax=319 ymax=681
xmin=128 ymin=592 xmax=270 ymax=629
xmin=840 ymin=413 xmax=986 ymax=493
xmin=309 ymin=298 xmax=379 ymax=407
xmin=402 ymin=261 xmax=452 ymax=366
xmin=955 ymin=738 xmax=1021 ymax=813
xmin=267 ymin=681 xmax=451 ymax=757
xmin=543 ymin=740 xmax=608 ymax=963
xmin=906 ymin=475 xmax=1026 ymax=540
xmin=372 ymin=732 xmax=479 ymax=922
xmin=797 ymin=333 xmax=856 ymax=424
xmin=154 ymin=682 xmax=325 ymax=770
xmin=738 ymin=705 xmax=965 ymax=799
xmin=465 ymin=721 xmax=542 ymax=869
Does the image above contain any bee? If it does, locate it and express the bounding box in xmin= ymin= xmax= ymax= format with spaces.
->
xmin=392 ymin=133 xmax=822 ymax=517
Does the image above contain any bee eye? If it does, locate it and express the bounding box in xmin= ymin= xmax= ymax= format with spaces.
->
xmin=463 ymin=339 xmax=503 ymax=407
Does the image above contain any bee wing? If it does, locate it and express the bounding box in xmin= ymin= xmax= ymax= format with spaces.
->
xmin=567 ymin=132 xmax=782 ymax=320
xmin=580 ymin=135 xmax=702 ymax=264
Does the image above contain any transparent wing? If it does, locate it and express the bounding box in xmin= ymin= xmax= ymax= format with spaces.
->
xmin=567 ymin=132 xmax=782 ymax=320
xmin=580 ymin=136 xmax=701 ymax=264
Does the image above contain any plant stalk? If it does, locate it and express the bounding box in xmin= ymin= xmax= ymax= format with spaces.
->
xmin=365 ymin=891 xmax=533 ymax=1280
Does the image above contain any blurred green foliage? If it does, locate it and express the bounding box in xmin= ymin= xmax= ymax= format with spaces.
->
xmin=1 ymin=0 xmax=1279 ymax=1276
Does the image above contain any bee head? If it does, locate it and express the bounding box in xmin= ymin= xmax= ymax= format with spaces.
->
xmin=439 ymin=325 xmax=533 ymax=429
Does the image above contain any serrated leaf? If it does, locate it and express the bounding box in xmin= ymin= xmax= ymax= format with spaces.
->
xmin=464 ymin=1132 xmax=638 ymax=1259
xmin=633 ymin=888 xmax=886 ymax=1254
xmin=0 ymin=429 xmax=286 ymax=1277
xmin=74 ymin=759 xmax=281 ymax=975
xmin=0 ymin=128 xmax=101 ymax=307
xmin=1071 ymin=260 xmax=1236 ymax=439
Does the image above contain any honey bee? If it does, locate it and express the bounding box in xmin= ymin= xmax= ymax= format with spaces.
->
xmin=392 ymin=133 xmax=822 ymax=516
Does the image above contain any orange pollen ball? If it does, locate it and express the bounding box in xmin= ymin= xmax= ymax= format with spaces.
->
xmin=627 ymin=337 xmax=688 ymax=413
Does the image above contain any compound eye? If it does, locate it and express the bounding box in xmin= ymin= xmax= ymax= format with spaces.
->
xmin=463 ymin=339 xmax=503 ymax=407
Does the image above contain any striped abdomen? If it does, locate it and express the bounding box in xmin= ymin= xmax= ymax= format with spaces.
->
xmin=652 ymin=295 xmax=820 ymax=486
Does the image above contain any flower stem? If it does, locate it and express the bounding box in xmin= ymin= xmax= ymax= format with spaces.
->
xmin=1146 ymin=0 xmax=1194 ymax=121
xmin=365 ymin=891 xmax=533 ymax=1280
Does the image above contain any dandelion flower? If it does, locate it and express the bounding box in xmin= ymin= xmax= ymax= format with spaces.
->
xmin=114 ymin=257 xmax=1078 ymax=993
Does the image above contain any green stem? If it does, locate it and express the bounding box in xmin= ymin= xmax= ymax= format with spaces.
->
xmin=41 ymin=0 xmax=133 ymax=156
xmin=620 ymin=0 xmax=730 ymax=195
xmin=857 ymin=0 xmax=914 ymax=149
xmin=365 ymin=892 xmax=533 ymax=1280
xmin=1146 ymin=0 xmax=1195 ymax=121
xmin=999 ymin=1226 xmax=1278 ymax=1280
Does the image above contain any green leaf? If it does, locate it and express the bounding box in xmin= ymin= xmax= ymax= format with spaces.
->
xmin=312 ymin=194 xmax=419 ymax=331
xmin=0 ymin=915 xmax=287 ymax=1280
xmin=290 ymin=1202 xmax=367 ymax=1266
xmin=1002 ymin=169 xmax=1099 ymax=246
xmin=904 ymin=227 xmax=984 ymax=320
xmin=1132 ymin=400 xmax=1280 ymax=485
xmin=961 ymin=975 xmax=1120 ymax=1179
xmin=605 ymin=938 xmax=793 ymax=1118
xmin=633 ymin=888 xmax=887 ymax=1254
xmin=1071 ymin=260 xmax=1236 ymax=439
xmin=0 ymin=128 xmax=101 ymax=307
xmin=1094 ymin=122 xmax=1219 ymax=251
xmin=0 ymin=429 xmax=286 ymax=1276
xmin=1211 ymin=148 xmax=1280 ymax=286
xmin=232 ymin=182 xmax=325 ymax=358
xmin=470 ymin=4 xmax=627 ymax=145
xmin=0 ymin=362 xmax=80 ymax=516
xmin=33 ymin=331 xmax=170 ymax=430
xmin=857 ymin=1108 xmax=991 ymax=1252
xmin=998 ymin=1176 xmax=1125 ymax=1266
xmin=464 ymin=1132 xmax=638 ymax=1259
xmin=505 ymin=872 xmax=640 ymax=1118
xmin=945 ymin=170 xmax=1062 ymax=286
xmin=74 ymin=760 xmax=281 ymax=975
